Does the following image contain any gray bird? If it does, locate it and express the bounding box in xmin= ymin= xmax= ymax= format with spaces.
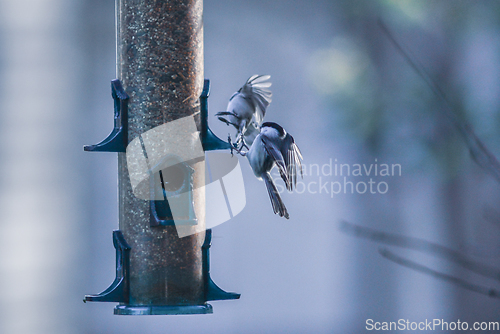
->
xmin=235 ymin=122 xmax=303 ymax=219
xmin=216 ymin=75 xmax=272 ymax=149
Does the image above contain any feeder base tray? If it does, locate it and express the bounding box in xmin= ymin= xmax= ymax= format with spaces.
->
xmin=114 ymin=304 xmax=213 ymax=315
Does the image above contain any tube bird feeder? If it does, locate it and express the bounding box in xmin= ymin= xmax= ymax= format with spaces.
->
xmin=84 ymin=0 xmax=239 ymax=315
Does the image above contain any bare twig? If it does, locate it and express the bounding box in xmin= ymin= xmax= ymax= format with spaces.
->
xmin=340 ymin=221 xmax=500 ymax=281
xmin=379 ymin=248 xmax=500 ymax=299
xmin=378 ymin=19 xmax=500 ymax=183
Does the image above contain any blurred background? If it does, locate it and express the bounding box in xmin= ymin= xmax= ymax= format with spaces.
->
xmin=1 ymin=0 xmax=500 ymax=333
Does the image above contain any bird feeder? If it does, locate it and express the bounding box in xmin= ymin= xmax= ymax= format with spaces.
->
xmin=83 ymin=0 xmax=240 ymax=315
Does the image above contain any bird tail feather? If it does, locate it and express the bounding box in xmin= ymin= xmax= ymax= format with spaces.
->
xmin=263 ymin=173 xmax=289 ymax=219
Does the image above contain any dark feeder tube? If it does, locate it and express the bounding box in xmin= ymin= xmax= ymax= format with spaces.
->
xmin=116 ymin=0 xmax=205 ymax=315
xmin=84 ymin=0 xmax=239 ymax=315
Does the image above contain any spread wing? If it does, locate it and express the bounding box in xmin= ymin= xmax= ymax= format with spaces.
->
xmin=261 ymin=131 xmax=303 ymax=191
xmin=260 ymin=134 xmax=288 ymax=187
xmin=282 ymin=134 xmax=303 ymax=191
xmin=241 ymin=75 xmax=272 ymax=125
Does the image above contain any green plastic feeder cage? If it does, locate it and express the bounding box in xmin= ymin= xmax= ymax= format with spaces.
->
xmin=83 ymin=0 xmax=239 ymax=315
